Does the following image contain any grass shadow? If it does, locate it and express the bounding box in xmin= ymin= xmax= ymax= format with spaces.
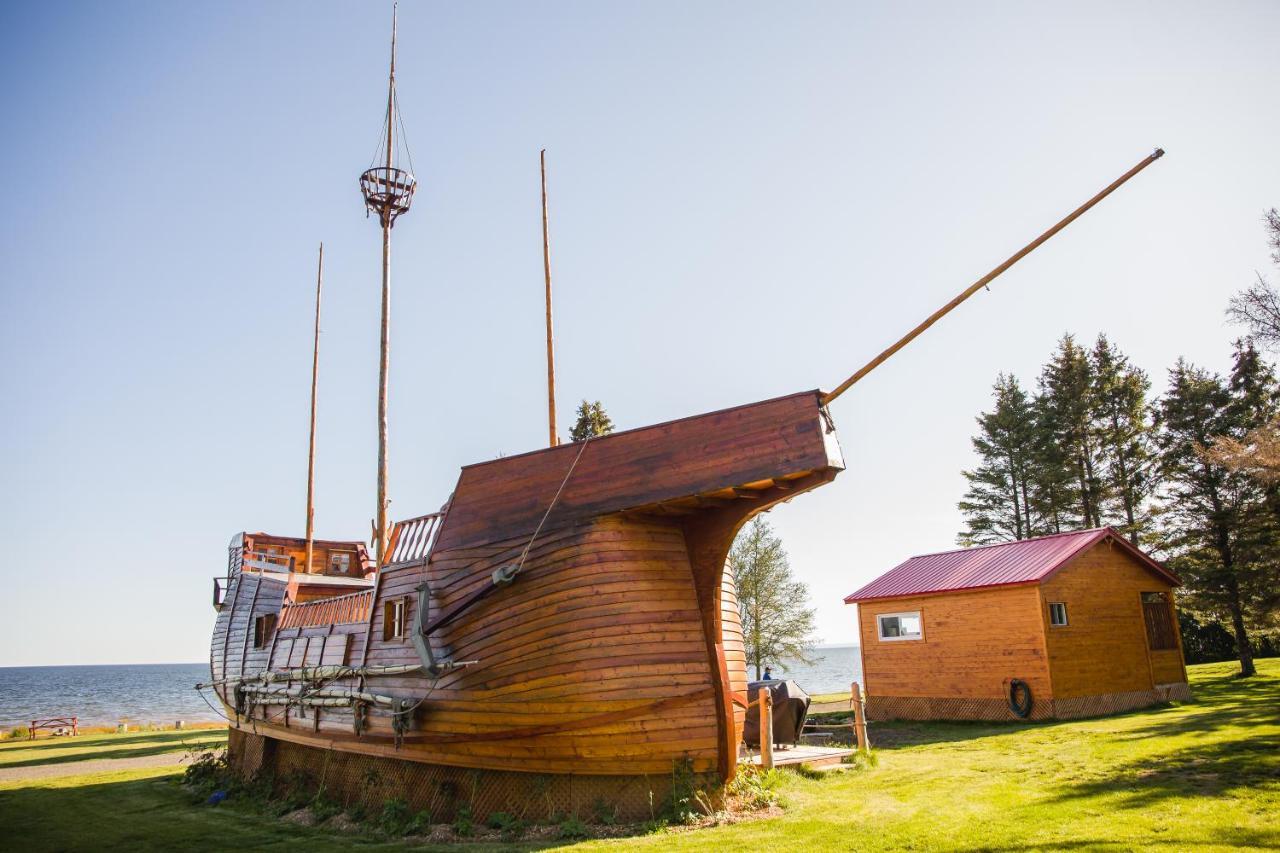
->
xmin=0 ymin=731 xmax=226 ymax=770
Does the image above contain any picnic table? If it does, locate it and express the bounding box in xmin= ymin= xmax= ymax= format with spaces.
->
xmin=29 ymin=717 xmax=79 ymax=739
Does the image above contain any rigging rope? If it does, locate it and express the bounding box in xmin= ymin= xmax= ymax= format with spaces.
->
xmin=515 ymin=433 xmax=592 ymax=573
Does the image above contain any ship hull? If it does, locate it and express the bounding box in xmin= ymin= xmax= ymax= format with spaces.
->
xmin=209 ymin=390 xmax=843 ymax=811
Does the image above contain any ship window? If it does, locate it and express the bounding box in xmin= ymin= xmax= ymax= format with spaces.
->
xmin=877 ymin=611 xmax=922 ymax=642
xmin=253 ymin=614 xmax=276 ymax=649
xmin=329 ymin=552 xmax=352 ymax=574
xmin=384 ymin=597 xmax=410 ymax=641
xmin=1142 ymin=592 xmax=1177 ymax=650
xmin=1049 ymin=602 xmax=1069 ymax=626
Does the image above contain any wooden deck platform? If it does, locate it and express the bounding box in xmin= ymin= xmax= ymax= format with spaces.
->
xmin=747 ymin=745 xmax=854 ymax=770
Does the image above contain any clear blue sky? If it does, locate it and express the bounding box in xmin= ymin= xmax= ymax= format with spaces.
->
xmin=1 ymin=2 xmax=1277 ymax=666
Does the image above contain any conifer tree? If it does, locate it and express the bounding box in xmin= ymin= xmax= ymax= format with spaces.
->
xmin=729 ymin=516 xmax=817 ymax=680
xmin=1155 ymin=345 xmax=1279 ymax=677
xmin=958 ymin=374 xmax=1037 ymax=544
xmin=569 ymin=400 xmax=615 ymax=442
xmin=1039 ymin=335 xmax=1106 ymax=527
xmin=1027 ymin=382 xmax=1083 ymax=533
xmin=1091 ymin=335 xmax=1154 ymax=543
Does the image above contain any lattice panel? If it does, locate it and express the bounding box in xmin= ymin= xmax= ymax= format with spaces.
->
xmin=866 ymin=695 xmax=1053 ymax=722
xmin=1052 ymin=687 xmax=1185 ymax=719
xmin=228 ymin=730 xmax=717 ymax=823
xmin=867 ymin=684 xmax=1190 ymax=723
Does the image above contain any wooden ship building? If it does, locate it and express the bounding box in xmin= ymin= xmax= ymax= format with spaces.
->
xmin=204 ymin=7 xmax=1166 ymax=820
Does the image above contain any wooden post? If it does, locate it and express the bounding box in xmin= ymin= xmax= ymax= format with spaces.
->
xmin=540 ymin=149 xmax=558 ymax=447
xmin=305 ymin=242 xmax=323 ymax=575
xmin=759 ymin=688 xmax=774 ymax=769
xmin=851 ymin=682 xmax=869 ymax=753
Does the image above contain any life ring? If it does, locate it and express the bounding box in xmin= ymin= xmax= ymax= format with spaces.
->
xmin=1008 ymin=679 xmax=1033 ymax=718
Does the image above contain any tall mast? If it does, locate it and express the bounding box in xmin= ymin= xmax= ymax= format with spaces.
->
xmin=360 ymin=2 xmax=416 ymax=563
xmin=305 ymin=242 xmax=323 ymax=574
xmin=541 ymin=150 xmax=558 ymax=447
xmin=821 ymin=149 xmax=1165 ymax=406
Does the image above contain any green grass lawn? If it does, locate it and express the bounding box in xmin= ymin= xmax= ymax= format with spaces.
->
xmin=0 ymin=660 xmax=1276 ymax=851
xmin=0 ymin=729 xmax=226 ymax=770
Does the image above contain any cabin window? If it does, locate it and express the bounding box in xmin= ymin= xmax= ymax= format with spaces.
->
xmin=253 ymin=614 xmax=276 ymax=649
xmin=1142 ymin=592 xmax=1177 ymax=650
xmin=328 ymin=552 xmax=352 ymax=574
xmin=383 ymin=597 xmax=410 ymax=641
xmin=1049 ymin=602 xmax=1069 ymax=627
xmin=877 ymin=611 xmax=922 ymax=641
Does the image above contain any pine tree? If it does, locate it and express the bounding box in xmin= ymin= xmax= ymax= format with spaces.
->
xmin=1027 ymin=387 xmax=1083 ymax=533
xmin=729 ymin=516 xmax=817 ymax=680
xmin=1155 ymin=345 xmax=1279 ymax=677
xmin=958 ymin=374 xmax=1038 ymax=544
xmin=1039 ymin=335 xmax=1106 ymax=527
xmin=569 ymin=400 xmax=615 ymax=442
xmin=1091 ymin=335 xmax=1155 ymax=543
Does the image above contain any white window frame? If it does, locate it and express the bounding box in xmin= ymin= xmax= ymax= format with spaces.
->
xmin=877 ymin=611 xmax=923 ymax=642
xmin=1049 ymin=602 xmax=1069 ymax=627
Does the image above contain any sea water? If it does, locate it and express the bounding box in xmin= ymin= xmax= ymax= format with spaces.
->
xmin=0 ymin=648 xmax=861 ymax=730
xmin=0 ymin=663 xmax=221 ymax=729
xmin=769 ymin=644 xmax=862 ymax=694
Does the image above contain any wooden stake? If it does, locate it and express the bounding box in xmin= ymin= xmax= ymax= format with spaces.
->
xmin=760 ymin=688 xmax=774 ymax=769
xmin=822 ymin=149 xmax=1165 ymax=406
xmin=851 ymin=682 xmax=869 ymax=753
xmin=305 ymin=242 xmax=323 ymax=575
xmin=541 ymin=149 xmax=558 ymax=447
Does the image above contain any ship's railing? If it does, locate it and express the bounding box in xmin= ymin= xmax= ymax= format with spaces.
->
xmin=279 ymin=589 xmax=374 ymax=629
xmin=385 ymin=512 xmax=444 ymax=567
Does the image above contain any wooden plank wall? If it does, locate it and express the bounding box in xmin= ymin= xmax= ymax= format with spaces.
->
xmin=209 ymin=573 xmax=288 ymax=706
xmin=720 ymin=570 xmax=748 ymax=745
xmin=1039 ymin=542 xmax=1187 ymax=698
xmin=296 ymin=515 xmax=725 ymax=776
xmin=434 ymin=391 xmax=839 ymax=553
xmin=857 ymin=585 xmax=1053 ymax=703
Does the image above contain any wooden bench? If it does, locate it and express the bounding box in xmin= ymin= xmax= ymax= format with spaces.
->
xmin=29 ymin=717 xmax=78 ymax=739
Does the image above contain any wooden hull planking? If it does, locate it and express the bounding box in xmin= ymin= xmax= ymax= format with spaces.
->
xmin=210 ymin=390 xmax=843 ymax=782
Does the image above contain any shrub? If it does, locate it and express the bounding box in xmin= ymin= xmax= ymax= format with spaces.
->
xmin=591 ymin=796 xmax=618 ymax=825
xmin=7 ymin=727 xmax=27 ymax=740
xmin=309 ymin=788 xmax=341 ymax=823
xmin=405 ymin=809 xmax=432 ymax=836
xmin=378 ymin=798 xmax=411 ymax=835
xmin=182 ymin=746 xmax=229 ymax=795
xmin=557 ymin=814 xmax=589 ymax=840
xmin=452 ymin=803 xmax=474 ymax=837
xmin=486 ymin=811 xmax=524 ymax=839
xmin=663 ymin=757 xmax=701 ymax=824
xmin=726 ymin=765 xmax=782 ymax=811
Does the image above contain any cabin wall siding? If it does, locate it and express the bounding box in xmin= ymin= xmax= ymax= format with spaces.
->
xmin=1039 ymin=542 xmax=1187 ymax=699
xmin=857 ymin=585 xmax=1052 ymax=719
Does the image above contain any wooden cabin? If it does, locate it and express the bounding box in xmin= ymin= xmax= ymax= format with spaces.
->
xmin=844 ymin=528 xmax=1190 ymax=721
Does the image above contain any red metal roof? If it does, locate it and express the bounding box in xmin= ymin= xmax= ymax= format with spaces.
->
xmin=843 ymin=527 xmax=1178 ymax=604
